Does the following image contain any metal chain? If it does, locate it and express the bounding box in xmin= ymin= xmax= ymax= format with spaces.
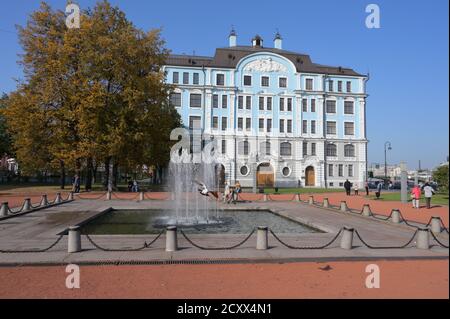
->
xmin=267 ymin=194 xmax=297 ymax=202
xmin=180 ymin=228 xmax=255 ymax=250
xmin=269 ymin=228 xmax=343 ymax=249
xmin=85 ymin=230 xmax=164 ymax=251
xmin=75 ymin=192 xmax=108 ymax=200
xmin=425 ymin=217 xmax=449 ymax=234
xmin=372 ymin=210 xmax=394 ymax=221
xmin=111 ymin=192 xmax=140 ymax=201
xmin=354 ymin=229 xmax=418 ymax=249
xmin=429 ymin=231 xmax=449 ymax=249
xmin=0 ymin=235 xmax=64 ymax=253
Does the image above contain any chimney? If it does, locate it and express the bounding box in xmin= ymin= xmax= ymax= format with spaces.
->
xmin=252 ymin=35 xmax=263 ymax=47
xmin=229 ymin=28 xmax=237 ymax=47
xmin=274 ymin=31 xmax=282 ymax=49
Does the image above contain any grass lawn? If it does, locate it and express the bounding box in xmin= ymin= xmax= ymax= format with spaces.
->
xmin=369 ymin=192 xmax=449 ymax=206
xmin=262 ymin=187 xmax=345 ymax=194
xmin=0 ymin=183 xmax=132 ymax=193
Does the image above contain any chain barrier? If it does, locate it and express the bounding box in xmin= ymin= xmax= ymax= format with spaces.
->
xmin=371 ymin=210 xmax=394 ymax=221
xmin=75 ymin=192 xmax=108 ymax=200
xmin=269 ymin=228 xmax=343 ymax=249
xmin=429 ymin=231 xmax=449 ymax=249
xmin=425 ymin=217 xmax=450 ymax=234
xmin=85 ymin=230 xmax=164 ymax=251
xmin=354 ymin=229 xmax=418 ymax=249
xmin=111 ymin=192 xmax=140 ymax=201
xmin=0 ymin=235 xmax=64 ymax=253
xmin=180 ymin=228 xmax=255 ymax=250
xmin=267 ymin=194 xmax=297 ymax=202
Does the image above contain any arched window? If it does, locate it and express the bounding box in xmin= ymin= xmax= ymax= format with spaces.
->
xmin=260 ymin=141 xmax=271 ymax=156
xmin=280 ymin=142 xmax=292 ymax=156
xmin=344 ymin=144 xmax=355 ymax=157
xmin=326 ymin=143 xmax=337 ymax=157
xmin=238 ymin=140 xmax=250 ymax=156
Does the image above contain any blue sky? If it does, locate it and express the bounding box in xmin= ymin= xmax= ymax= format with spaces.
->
xmin=0 ymin=0 xmax=448 ymax=169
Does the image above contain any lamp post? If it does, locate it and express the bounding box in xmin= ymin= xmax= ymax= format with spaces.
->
xmin=384 ymin=141 xmax=392 ymax=189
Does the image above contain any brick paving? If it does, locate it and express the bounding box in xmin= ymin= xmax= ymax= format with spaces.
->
xmin=0 ymin=260 xmax=447 ymax=298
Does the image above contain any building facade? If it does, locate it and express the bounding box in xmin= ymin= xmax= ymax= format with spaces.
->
xmin=163 ymin=31 xmax=369 ymax=188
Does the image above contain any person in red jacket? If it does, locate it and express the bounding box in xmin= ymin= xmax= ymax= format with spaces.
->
xmin=411 ymin=185 xmax=421 ymax=209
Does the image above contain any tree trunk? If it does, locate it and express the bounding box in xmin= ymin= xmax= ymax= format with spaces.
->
xmin=60 ymin=160 xmax=65 ymax=189
xmin=85 ymin=157 xmax=93 ymax=191
xmin=92 ymin=162 xmax=98 ymax=184
xmin=112 ymin=160 xmax=119 ymax=190
xmin=103 ymin=156 xmax=111 ymax=190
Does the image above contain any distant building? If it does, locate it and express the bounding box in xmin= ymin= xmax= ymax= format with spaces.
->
xmin=164 ymin=31 xmax=369 ymax=188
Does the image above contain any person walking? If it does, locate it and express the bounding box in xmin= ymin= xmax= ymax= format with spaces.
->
xmin=223 ymin=181 xmax=230 ymax=203
xmin=344 ymin=179 xmax=351 ymax=196
xmin=132 ymin=180 xmax=139 ymax=192
xmin=234 ymin=181 xmax=241 ymax=202
xmin=365 ymin=181 xmax=370 ymax=196
xmin=411 ymin=184 xmax=421 ymax=209
xmin=375 ymin=182 xmax=382 ymax=199
xmin=422 ymin=182 xmax=435 ymax=209
xmin=72 ymin=174 xmax=81 ymax=193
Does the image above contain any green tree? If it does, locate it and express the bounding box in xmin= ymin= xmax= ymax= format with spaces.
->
xmin=433 ymin=164 xmax=449 ymax=191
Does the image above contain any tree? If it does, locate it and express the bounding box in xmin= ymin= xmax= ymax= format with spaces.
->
xmin=433 ymin=164 xmax=449 ymax=191
xmin=4 ymin=1 xmax=180 ymax=189
xmin=0 ymin=94 xmax=12 ymax=156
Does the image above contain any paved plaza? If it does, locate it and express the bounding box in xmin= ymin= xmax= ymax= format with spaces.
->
xmin=0 ymin=194 xmax=448 ymax=265
xmin=0 ymin=193 xmax=448 ymax=299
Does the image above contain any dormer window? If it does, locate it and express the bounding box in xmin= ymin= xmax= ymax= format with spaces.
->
xmin=252 ymin=35 xmax=263 ymax=47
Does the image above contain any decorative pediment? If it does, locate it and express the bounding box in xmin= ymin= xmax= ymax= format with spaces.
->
xmin=243 ymin=58 xmax=287 ymax=73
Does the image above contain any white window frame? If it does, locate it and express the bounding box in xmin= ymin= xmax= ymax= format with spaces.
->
xmin=305 ymin=77 xmax=314 ymax=91
xmin=216 ymin=72 xmax=226 ymax=86
xmin=326 ymin=121 xmax=337 ymax=136
xmin=243 ymin=74 xmax=252 ymax=87
xmin=260 ymin=75 xmax=270 ymax=87
xmin=278 ymin=76 xmax=288 ymax=88
xmin=344 ymin=121 xmax=355 ymax=136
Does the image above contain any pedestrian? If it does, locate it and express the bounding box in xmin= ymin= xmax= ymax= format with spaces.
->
xmin=411 ymin=184 xmax=421 ymax=209
xmin=375 ymin=182 xmax=382 ymax=199
xmin=72 ymin=174 xmax=81 ymax=193
xmin=223 ymin=181 xmax=230 ymax=203
xmin=344 ymin=179 xmax=351 ymax=196
xmin=132 ymin=180 xmax=139 ymax=192
xmin=365 ymin=181 xmax=370 ymax=196
xmin=234 ymin=181 xmax=241 ymax=202
xmin=353 ymin=183 xmax=359 ymax=196
xmin=127 ymin=180 xmax=133 ymax=192
xmin=422 ymin=182 xmax=435 ymax=209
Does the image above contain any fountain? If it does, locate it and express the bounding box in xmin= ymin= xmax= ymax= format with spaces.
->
xmin=164 ymin=141 xmax=222 ymax=226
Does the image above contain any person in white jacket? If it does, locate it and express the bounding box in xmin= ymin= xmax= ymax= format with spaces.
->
xmin=422 ymin=183 xmax=435 ymax=209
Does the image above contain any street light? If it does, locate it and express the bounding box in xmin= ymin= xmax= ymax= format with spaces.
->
xmin=384 ymin=141 xmax=392 ymax=189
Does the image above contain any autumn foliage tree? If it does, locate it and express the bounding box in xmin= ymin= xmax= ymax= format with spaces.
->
xmin=3 ymin=1 xmax=180 ymax=189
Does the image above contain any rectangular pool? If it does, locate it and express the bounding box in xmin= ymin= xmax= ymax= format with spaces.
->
xmin=80 ymin=209 xmax=319 ymax=235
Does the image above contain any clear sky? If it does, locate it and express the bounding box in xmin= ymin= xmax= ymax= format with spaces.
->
xmin=0 ymin=0 xmax=448 ymax=169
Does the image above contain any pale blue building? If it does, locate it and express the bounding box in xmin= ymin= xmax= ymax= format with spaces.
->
xmin=163 ymin=31 xmax=368 ymax=188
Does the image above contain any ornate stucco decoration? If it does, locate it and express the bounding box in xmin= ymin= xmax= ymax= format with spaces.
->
xmin=243 ymin=58 xmax=287 ymax=73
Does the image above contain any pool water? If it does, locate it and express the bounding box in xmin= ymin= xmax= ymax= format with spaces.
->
xmin=81 ymin=209 xmax=319 ymax=235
